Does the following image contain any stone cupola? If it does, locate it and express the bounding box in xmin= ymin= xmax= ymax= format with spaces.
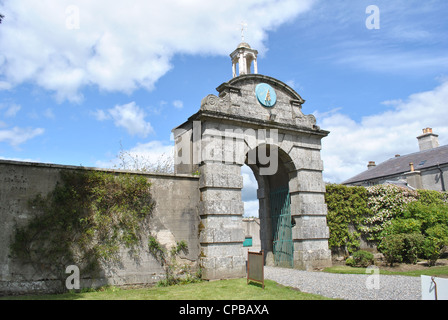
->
xmin=230 ymin=42 xmax=258 ymax=78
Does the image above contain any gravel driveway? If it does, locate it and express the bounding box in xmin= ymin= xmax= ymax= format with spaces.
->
xmin=264 ymin=266 xmax=421 ymax=300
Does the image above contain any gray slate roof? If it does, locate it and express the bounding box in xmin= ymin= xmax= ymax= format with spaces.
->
xmin=342 ymin=144 xmax=448 ymax=185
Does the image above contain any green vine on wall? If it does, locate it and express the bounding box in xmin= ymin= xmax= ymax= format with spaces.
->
xmin=10 ymin=170 xmax=154 ymax=281
xmin=325 ymin=184 xmax=370 ymax=255
xmin=326 ymin=184 xmax=448 ymax=257
xmin=148 ymin=236 xmax=201 ymax=286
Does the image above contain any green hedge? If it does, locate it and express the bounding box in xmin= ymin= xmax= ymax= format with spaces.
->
xmin=325 ymin=184 xmax=369 ymax=254
xmin=325 ymin=184 xmax=448 ymax=263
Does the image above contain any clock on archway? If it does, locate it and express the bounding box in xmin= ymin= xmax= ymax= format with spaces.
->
xmin=255 ymin=83 xmax=277 ymax=108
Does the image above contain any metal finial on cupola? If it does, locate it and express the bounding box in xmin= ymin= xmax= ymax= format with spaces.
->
xmin=230 ymin=22 xmax=258 ymax=78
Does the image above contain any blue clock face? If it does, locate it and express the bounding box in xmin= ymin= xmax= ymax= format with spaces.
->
xmin=255 ymin=83 xmax=277 ymax=108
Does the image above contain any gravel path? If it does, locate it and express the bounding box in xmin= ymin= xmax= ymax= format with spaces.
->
xmin=264 ymin=266 xmax=421 ymax=300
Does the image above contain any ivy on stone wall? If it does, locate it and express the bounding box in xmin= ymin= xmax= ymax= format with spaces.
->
xmin=10 ymin=170 xmax=154 ymax=280
xmin=326 ymin=184 xmax=448 ymax=256
xmin=325 ymin=184 xmax=370 ymax=254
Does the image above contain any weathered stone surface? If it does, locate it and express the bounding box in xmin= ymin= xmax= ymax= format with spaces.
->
xmin=200 ymin=256 xmax=245 ymax=279
xmin=0 ymin=160 xmax=200 ymax=296
xmin=294 ymin=239 xmax=332 ymax=270
xmin=199 ymin=200 xmax=244 ymax=216
xmin=293 ymin=216 xmax=330 ymax=240
xmin=290 ymin=192 xmax=328 ymax=216
xmin=289 ymin=170 xmax=326 ymax=193
xmin=199 ymin=215 xmax=244 ymax=243
xmin=200 ymin=242 xmax=246 ymax=279
xmin=288 ymin=147 xmax=324 ymax=171
xmin=200 ymin=188 xmax=241 ymax=201
xmin=199 ymin=172 xmax=243 ymax=189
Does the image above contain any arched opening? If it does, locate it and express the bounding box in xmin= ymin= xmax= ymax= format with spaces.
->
xmin=242 ymin=164 xmax=258 ymax=218
xmin=242 ymin=164 xmax=260 ymax=255
xmin=243 ymin=144 xmax=295 ymax=267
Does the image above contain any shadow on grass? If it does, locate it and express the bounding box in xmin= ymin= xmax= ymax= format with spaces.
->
xmin=247 ymin=281 xmax=264 ymax=289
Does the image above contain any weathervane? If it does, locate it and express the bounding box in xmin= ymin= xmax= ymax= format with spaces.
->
xmin=240 ymin=21 xmax=248 ymax=42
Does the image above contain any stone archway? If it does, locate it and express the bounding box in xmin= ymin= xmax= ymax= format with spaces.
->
xmin=245 ymin=144 xmax=292 ymax=267
xmin=172 ymin=53 xmax=332 ymax=279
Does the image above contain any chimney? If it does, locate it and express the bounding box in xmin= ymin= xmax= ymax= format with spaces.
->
xmin=367 ymin=161 xmax=376 ymax=170
xmin=417 ymin=128 xmax=439 ymax=151
xmin=409 ymin=162 xmax=415 ymax=172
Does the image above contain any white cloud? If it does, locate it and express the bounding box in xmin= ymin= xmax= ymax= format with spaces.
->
xmin=242 ymin=164 xmax=258 ymax=201
xmin=97 ymin=140 xmax=174 ymax=173
xmin=317 ymin=79 xmax=448 ymax=183
xmin=95 ymin=102 xmax=153 ymax=138
xmin=92 ymin=109 xmax=109 ymax=121
xmin=0 ymin=103 xmax=44 ymax=146
xmin=5 ymin=104 xmax=22 ymax=118
xmin=0 ymin=81 xmax=12 ymax=90
xmin=242 ymin=164 xmax=259 ymax=217
xmin=0 ymin=127 xmax=45 ymax=147
xmin=244 ymin=200 xmax=259 ymax=218
xmin=0 ymin=0 xmax=316 ymax=102
xmin=125 ymin=140 xmax=174 ymax=165
xmin=0 ymin=156 xmax=43 ymax=163
xmin=43 ymin=108 xmax=55 ymax=119
xmin=172 ymin=100 xmax=183 ymax=109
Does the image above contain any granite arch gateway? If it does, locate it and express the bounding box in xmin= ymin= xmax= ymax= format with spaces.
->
xmin=173 ymin=72 xmax=332 ymax=279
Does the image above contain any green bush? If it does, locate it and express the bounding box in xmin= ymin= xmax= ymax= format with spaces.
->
xmin=403 ymin=201 xmax=448 ymax=231
xmin=378 ymin=232 xmax=425 ymax=266
xmin=381 ymin=218 xmax=422 ymax=236
xmin=325 ymin=184 xmax=448 ymax=266
xmin=403 ymin=201 xmax=448 ymax=265
xmin=346 ymin=250 xmax=374 ymax=268
xmin=345 ymin=257 xmax=356 ymax=267
xmin=422 ymin=224 xmax=448 ymax=266
xmin=378 ymin=201 xmax=448 ymax=266
xmin=416 ymin=189 xmax=448 ymax=206
xmin=378 ymin=234 xmax=404 ymax=266
xmin=361 ymin=185 xmax=418 ymax=242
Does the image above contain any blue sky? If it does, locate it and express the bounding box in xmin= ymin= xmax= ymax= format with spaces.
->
xmin=1 ymin=1 xmax=448 ymax=216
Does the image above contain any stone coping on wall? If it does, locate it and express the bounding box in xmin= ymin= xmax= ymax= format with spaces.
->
xmin=0 ymin=159 xmax=199 ymax=180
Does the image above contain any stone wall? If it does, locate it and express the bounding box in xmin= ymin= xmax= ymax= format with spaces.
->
xmin=0 ymin=160 xmax=200 ymax=296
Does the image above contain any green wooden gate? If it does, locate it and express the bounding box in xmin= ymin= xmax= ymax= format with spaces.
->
xmin=270 ymin=187 xmax=294 ymax=267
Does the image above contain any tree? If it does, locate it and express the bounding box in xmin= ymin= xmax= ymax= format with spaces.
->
xmin=0 ymin=14 xmax=4 ymax=24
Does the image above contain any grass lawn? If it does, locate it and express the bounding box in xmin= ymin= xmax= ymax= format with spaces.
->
xmin=1 ymin=278 xmax=333 ymax=300
xmin=7 ymin=264 xmax=448 ymax=301
xmin=323 ymin=264 xmax=448 ymax=278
